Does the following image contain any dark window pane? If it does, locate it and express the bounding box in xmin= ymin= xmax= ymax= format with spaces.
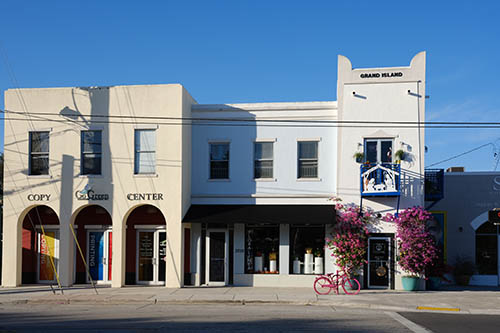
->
xmin=298 ymin=160 xmax=318 ymax=178
xmin=254 ymin=160 xmax=273 ymax=179
xmin=210 ymin=144 xmax=229 ymax=161
xmin=210 ymin=161 xmax=229 ymax=179
xmin=30 ymin=132 xmax=49 ymax=153
xmin=82 ymin=131 xmax=102 ymax=153
xmin=82 ymin=155 xmax=102 ymax=175
xmin=30 ymin=155 xmax=49 ymax=175
xmin=298 ymin=142 xmax=317 ymax=159
xmin=255 ymin=142 xmax=273 ymax=160
xmin=245 ymin=225 xmax=279 ymax=274
xmin=381 ymin=141 xmax=392 ymax=163
xmin=365 ymin=141 xmax=377 ymax=164
xmin=476 ymin=235 xmax=497 ymax=275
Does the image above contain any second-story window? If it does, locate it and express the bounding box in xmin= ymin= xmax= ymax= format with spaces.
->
xmin=81 ymin=130 xmax=102 ymax=175
xmin=29 ymin=131 xmax=49 ymax=175
xmin=254 ymin=142 xmax=273 ymax=179
xmin=210 ymin=143 xmax=229 ymax=179
xmin=365 ymin=139 xmax=393 ymax=164
xmin=135 ymin=129 xmax=156 ymax=174
xmin=298 ymin=141 xmax=318 ymax=179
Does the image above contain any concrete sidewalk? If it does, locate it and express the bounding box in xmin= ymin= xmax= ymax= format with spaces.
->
xmin=1 ymin=285 xmax=500 ymax=315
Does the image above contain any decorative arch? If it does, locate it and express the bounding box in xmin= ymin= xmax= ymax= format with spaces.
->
xmin=71 ymin=204 xmax=113 ymax=284
xmin=124 ymin=204 xmax=166 ymax=285
xmin=20 ymin=205 xmax=59 ymax=285
xmin=470 ymin=211 xmax=489 ymax=231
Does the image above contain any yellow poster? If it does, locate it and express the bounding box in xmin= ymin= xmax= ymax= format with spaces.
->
xmin=39 ymin=231 xmax=56 ymax=281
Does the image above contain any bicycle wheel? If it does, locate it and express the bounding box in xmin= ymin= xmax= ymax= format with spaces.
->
xmin=313 ymin=276 xmax=333 ymax=295
xmin=342 ymin=276 xmax=361 ymax=295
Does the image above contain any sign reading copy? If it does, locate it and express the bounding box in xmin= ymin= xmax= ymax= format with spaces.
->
xmin=27 ymin=194 xmax=51 ymax=201
xmin=127 ymin=193 xmax=164 ymax=200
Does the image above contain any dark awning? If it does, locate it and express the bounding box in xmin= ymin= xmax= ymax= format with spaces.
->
xmin=182 ymin=205 xmax=336 ymax=225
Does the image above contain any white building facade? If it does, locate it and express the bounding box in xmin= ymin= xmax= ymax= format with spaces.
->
xmin=2 ymin=53 xmax=426 ymax=289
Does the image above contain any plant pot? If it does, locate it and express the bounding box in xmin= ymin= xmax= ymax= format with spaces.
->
xmin=401 ymin=276 xmax=420 ymax=291
xmin=455 ymin=275 xmax=471 ymax=286
xmin=345 ymin=275 xmax=360 ymax=290
xmin=427 ymin=277 xmax=441 ymax=290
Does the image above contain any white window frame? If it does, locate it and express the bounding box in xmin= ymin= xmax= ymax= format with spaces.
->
xmin=253 ymin=140 xmax=274 ymax=180
xmin=208 ymin=142 xmax=230 ymax=180
xmin=297 ymin=140 xmax=319 ymax=179
xmin=134 ymin=129 xmax=156 ymax=175
xmin=364 ymin=138 xmax=394 ymax=164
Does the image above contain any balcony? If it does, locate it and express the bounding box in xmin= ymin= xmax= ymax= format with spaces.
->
xmin=425 ymin=169 xmax=444 ymax=201
xmin=360 ymin=163 xmax=401 ymax=197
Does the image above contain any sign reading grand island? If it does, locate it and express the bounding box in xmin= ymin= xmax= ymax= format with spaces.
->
xmin=360 ymin=72 xmax=403 ymax=79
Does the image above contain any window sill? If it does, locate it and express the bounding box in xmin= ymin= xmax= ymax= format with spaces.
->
xmin=28 ymin=174 xmax=52 ymax=179
xmin=79 ymin=174 xmax=104 ymax=178
xmin=254 ymin=178 xmax=277 ymax=182
xmin=296 ymin=178 xmax=322 ymax=182
xmin=133 ymin=173 xmax=158 ymax=178
xmin=208 ymin=179 xmax=231 ymax=182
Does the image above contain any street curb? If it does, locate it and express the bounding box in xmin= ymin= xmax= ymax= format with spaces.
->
xmin=2 ymin=298 xmax=499 ymax=315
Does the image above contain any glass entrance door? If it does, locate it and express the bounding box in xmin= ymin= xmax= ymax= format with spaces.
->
xmin=368 ymin=237 xmax=391 ymax=288
xmin=87 ymin=229 xmax=112 ymax=284
xmin=206 ymin=230 xmax=228 ymax=286
xmin=137 ymin=229 xmax=166 ymax=285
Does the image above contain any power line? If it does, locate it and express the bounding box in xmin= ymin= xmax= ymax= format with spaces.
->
xmin=4 ymin=111 xmax=500 ymax=129
xmin=3 ymin=108 xmax=500 ymax=126
xmin=425 ymin=142 xmax=494 ymax=168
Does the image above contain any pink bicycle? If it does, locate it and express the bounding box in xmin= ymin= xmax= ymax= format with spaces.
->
xmin=313 ymin=270 xmax=361 ymax=295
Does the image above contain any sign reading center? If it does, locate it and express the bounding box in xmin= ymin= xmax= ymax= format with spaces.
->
xmin=127 ymin=193 xmax=164 ymax=201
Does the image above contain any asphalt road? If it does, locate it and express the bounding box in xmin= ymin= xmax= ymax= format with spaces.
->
xmin=399 ymin=311 xmax=500 ymax=333
xmin=0 ymin=303 xmax=498 ymax=332
xmin=0 ymin=303 xmax=412 ymax=332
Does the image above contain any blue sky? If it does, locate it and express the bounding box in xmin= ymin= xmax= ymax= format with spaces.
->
xmin=1 ymin=1 xmax=499 ymax=171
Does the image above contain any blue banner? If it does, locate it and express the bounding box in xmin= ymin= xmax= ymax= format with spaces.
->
xmin=89 ymin=232 xmax=104 ymax=281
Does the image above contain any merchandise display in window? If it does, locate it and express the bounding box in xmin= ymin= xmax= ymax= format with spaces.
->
xmin=290 ymin=225 xmax=325 ymax=274
xmin=245 ymin=224 xmax=279 ymax=274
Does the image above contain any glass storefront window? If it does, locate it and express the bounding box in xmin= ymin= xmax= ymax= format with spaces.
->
xmin=290 ymin=225 xmax=325 ymax=274
xmin=245 ymin=224 xmax=279 ymax=274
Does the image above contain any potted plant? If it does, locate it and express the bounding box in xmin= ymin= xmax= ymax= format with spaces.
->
xmin=395 ymin=149 xmax=405 ymax=163
xmin=385 ymin=207 xmax=439 ymax=291
xmin=453 ymin=256 xmax=475 ymax=286
xmin=353 ymin=152 xmax=364 ymax=163
xmin=426 ymin=257 xmax=453 ymax=290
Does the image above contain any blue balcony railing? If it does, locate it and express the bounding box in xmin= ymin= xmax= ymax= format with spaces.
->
xmin=360 ymin=163 xmax=401 ymax=197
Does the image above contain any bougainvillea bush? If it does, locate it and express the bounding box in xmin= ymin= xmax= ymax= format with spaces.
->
xmin=326 ymin=198 xmax=374 ymax=274
xmin=385 ymin=207 xmax=438 ymax=277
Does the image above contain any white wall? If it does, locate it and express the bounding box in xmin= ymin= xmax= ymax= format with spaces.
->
xmin=191 ymin=102 xmax=338 ymax=205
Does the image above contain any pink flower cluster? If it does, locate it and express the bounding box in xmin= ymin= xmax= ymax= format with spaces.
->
xmin=326 ymin=200 xmax=372 ymax=273
xmin=385 ymin=206 xmax=438 ymax=276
